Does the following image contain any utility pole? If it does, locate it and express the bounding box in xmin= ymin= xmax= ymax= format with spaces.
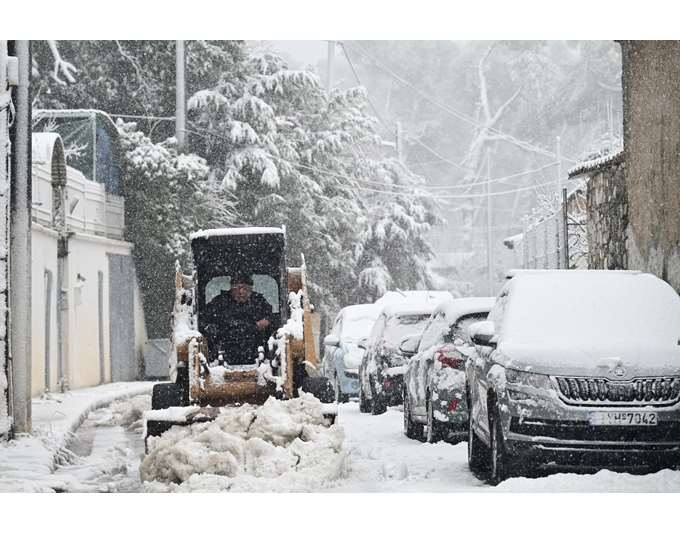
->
xmin=175 ymin=40 xmax=186 ymax=153
xmin=556 ymin=136 xmax=562 ymax=201
xmin=326 ymin=41 xmax=336 ymax=94
xmin=486 ymin=149 xmax=493 ymax=296
xmin=9 ymin=41 xmax=32 ymax=433
xmin=395 ymin=121 xmax=403 ymax=162
xmin=555 ymin=136 xmax=563 ymax=269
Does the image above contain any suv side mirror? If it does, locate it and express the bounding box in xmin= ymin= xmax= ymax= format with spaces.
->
xmin=324 ymin=334 xmax=340 ymax=347
xmin=399 ymin=334 xmax=421 ymax=356
xmin=469 ymin=320 xmax=497 ymax=348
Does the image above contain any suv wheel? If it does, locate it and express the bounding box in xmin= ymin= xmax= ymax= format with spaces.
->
xmin=426 ymin=394 xmax=447 ymax=443
xmin=467 ymin=415 xmax=489 ymax=474
xmin=403 ymin=386 xmax=424 ymax=440
xmin=489 ymin=405 xmax=510 ymax=485
xmin=333 ymin=375 xmax=349 ymax=403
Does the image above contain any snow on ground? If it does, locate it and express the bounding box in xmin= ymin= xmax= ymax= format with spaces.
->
xmin=3 ymin=384 xmax=680 ymax=492
xmin=328 ymin=402 xmax=680 ymax=492
xmin=141 ymin=392 xmax=347 ymax=492
xmin=332 ymin=403 xmax=485 ymax=491
xmin=0 ymin=382 xmax=152 ymax=492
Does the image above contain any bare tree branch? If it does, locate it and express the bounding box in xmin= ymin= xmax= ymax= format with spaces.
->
xmin=47 ymin=40 xmax=77 ymax=85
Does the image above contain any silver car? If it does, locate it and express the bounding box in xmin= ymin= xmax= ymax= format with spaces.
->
xmin=403 ymin=297 xmax=495 ymax=443
xmin=466 ymin=270 xmax=680 ymax=484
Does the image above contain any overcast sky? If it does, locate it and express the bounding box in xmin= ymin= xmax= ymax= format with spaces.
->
xmin=270 ymin=40 xmax=327 ymax=68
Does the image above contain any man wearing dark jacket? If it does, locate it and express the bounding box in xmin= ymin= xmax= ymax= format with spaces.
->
xmin=205 ymin=272 xmax=273 ymax=365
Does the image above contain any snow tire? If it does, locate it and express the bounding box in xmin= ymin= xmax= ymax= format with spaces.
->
xmin=426 ymin=394 xmax=447 ymax=443
xmin=403 ymin=386 xmax=424 ymax=440
xmin=300 ymin=376 xmax=335 ymax=403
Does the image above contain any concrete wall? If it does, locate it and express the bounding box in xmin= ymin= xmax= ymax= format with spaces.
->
xmin=30 ymin=138 xmax=148 ymax=397
xmin=31 ymin=224 xmax=147 ymax=396
xmin=621 ymin=41 xmax=680 ymax=291
xmin=585 ymin=159 xmax=628 ymax=270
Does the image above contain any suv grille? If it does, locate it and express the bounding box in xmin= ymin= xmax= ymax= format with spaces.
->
xmin=510 ymin=417 xmax=680 ymax=443
xmin=553 ymin=376 xmax=680 ymax=406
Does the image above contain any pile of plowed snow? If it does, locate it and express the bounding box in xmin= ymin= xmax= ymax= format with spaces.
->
xmin=141 ymin=393 xmax=346 ymax=492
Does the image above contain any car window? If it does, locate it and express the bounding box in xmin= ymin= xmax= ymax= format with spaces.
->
xmin=418 ymin=313 xmax=446 ymax=352
xmin=448 ymin=312 xmax=489 ymax=343
xmin=205 ymin=274 xmax=280 ymax=312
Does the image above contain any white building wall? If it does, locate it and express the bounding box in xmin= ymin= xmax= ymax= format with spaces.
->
xmin=30 ymin=225 xmax=58 ymax=395
xmin=30 ymin=135 xmax=147 ymax=397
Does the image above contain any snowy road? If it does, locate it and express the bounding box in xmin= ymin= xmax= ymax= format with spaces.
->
xmin=7 ymin=395 xmax=680 ymax=492
xmin=334 ymin=402 xmax=486 ymax=491
xmin=48 ymin=396 xmax=148 ymax=493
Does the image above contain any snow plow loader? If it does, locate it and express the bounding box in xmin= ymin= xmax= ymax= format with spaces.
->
xmin=144 ymin=227 xmax=336 ymax=446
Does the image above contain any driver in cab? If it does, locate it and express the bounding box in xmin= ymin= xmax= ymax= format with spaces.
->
xmin=205 ymin=272 xmax=273 ymax=365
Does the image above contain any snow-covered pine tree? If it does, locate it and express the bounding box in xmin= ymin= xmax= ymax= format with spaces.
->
xmin=189 ymin=48 xmax=437 ymax=313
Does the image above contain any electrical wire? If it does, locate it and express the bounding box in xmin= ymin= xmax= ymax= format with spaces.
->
xmin=344 ymin=41 xmax=578 ymax=164
xmin=183 ymin=125 xmax=558 ymax=200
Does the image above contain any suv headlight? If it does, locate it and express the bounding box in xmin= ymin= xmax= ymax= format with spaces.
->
xmin=505 ymin=369 xmax=551 ymax=390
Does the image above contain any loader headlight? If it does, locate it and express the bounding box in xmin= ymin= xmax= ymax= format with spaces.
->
xmin=505 ymin=369 xmax=551 ymax=390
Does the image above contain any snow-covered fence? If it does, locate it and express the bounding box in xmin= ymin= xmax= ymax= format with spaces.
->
xmin=519 ymin=184 xmax=587 ymax=270
xmin=523 ymin=213 xmax=564 ymax=269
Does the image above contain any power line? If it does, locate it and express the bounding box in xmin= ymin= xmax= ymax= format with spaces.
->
xmin=340 ymin=41 xmax=473 ymax=174
xmin=183 ymin=125 xmax=557 ymax=200
xmin=344 ymin=41 xmax=578 ymax=164
xmin=339 ymin=42 xmax=387 ymax=125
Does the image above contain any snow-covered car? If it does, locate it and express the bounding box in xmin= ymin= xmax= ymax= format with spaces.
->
xmin=359 ymin=303 xmax=439 ymax=415
xmin=322 ymin=303 xmax=381 ymax=402
xmin=374 ymin=290 xmax=453 ymax=309
xmin=465 ymin=270 xmax=680 ymax=485
xmin=403 ymin=297 xmax=495 ymax=442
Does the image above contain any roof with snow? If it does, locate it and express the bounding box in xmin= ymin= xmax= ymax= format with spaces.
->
xmin=340 ymin=303 xmax=382 ymax=321
xmin=505 ymin=268 xmax=642 ymax=280
xmin=568 ymin=149 xmax=624 ymax=179
xmin=381 ymin=300 xmax=442 ymax=318
xmin=374 ymin=290 xmax=453 ymax=309
xmin=433 ymin=297 xmax=496 ymax=325
xmin=190 ymin=227 xmax=286 ymax=241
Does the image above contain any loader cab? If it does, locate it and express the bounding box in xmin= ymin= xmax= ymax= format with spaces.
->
xmin=191 ymin=228 xmax=288 ymax=357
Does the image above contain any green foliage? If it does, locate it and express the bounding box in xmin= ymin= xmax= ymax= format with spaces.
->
xmin=118 ymin=122 xmax=236 ymax=336
xmin=188 ymin=50 xmax=437 ymax=313
xmin=36 ymin=40 xmax=438 ymax=327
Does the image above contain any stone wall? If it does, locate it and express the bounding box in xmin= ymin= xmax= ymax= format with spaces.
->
xmin=621 ymin=41 xmax=680 ymax=292
xmin=585 ymin=158 xmax=628 ymax=269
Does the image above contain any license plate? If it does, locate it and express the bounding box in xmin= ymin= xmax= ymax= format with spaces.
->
xmin=589 ymin=411 xmax=658 ymax=426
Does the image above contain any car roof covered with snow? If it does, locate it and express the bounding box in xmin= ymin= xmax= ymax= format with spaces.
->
xmin=505 ymin=268 xmax=642 ymax=280
xmin=381 ymin=300 xmax=441 ymax=318
xmin=374 ymin=290 xmax=453 ymax=309
xmin=337 ymin=303 xmax=382 ymax=342
xmin=433 ymin=297 xmax=496 ymax=325
xmin=190 ymin=227 xmax=285 ymax=241
xmin=501 ymin=271 xmax=680 ymax=349
xmin=340 ymin=303 xmax=382 ymax=321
